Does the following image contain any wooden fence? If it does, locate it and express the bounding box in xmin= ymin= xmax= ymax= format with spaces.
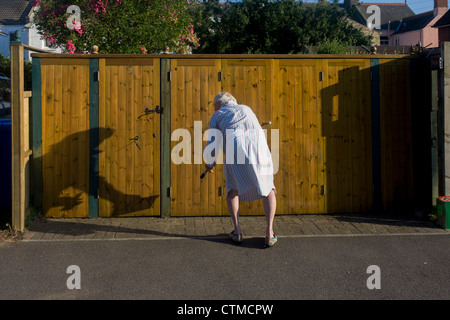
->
xmin=28 ymin=53 xmax=430 ymax=219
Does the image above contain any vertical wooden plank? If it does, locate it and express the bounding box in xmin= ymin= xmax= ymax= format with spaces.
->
xmin=134 ymin=65 xmax=143 ymax=214
xmin=63 ymin=64 xmax=73 ymax=216
xmin=42 ymin=64 xmax=54 ymax=217
xmin=302 ymin=64 xmax=312 ymax=213
xmin=200 ymin=64 xmax=209 ymax=215
xmin=53 ymin=64 xmax=62 ymax=217
xmin=342 ymin=63 xmax=352 ymax=212
xmin=105 ymin=64 xmax=119 ymax=217
xmin=185 ymin=66 xmax=193 ymax=215
xmin=89 ymin=59 xmax=99 ymax=218
xmin=287 ymin=63 xmax=296 ymax=213
xmin=309 ymin=63 xmax=319 ymax=213
xmin=192 ymin=66 xmax=201 ymax=214
xmin=98 ymin=58 xmax=107 ymax=217
xmin=10 ymin=43 xmax=25 ymax=230
xmin=360 ymin=60 xmax=373 ymax=212
xmin=328 ymin=63 xmax=338 ymax=213
xmin=125 ymin=64 xmax=134 ymax=213
xmin=318 ymin=59 xmax=327 ymax=214
xmin=55 ymin=63 xmax=67 ymax=216
xmin=371 ymin=58 xmax=382 ymax=213
xmin=153 ymin=59 xmax=161 ymax=215
xmin=117 ymin=65 xmax=127 ymax=215
xmin=160 ymin=58 xmax=171 ymax=218
xmin=275 ymin=61 xmax=287 ymax=214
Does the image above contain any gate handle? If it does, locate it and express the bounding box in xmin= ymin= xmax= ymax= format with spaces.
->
xmin=129 ymin=136 xmax=141 ymax=150
xmin=138 ymin=105 xmax=163 ymax=118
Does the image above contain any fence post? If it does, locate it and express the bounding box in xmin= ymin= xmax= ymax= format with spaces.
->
xmin=439 ymin=42 xmax=450 ymax=196
xmin=10 ymin=43 xmax=25 ymax=231
xmin=370 ymin=58 xmax=382 ymax=213
xmin=431 ymin=69 xmax=439 ymax=206
xmin=31 ymin=58 xmax=42 ymax=211
xmin=89 ymin=58 xmax=99 ymax=218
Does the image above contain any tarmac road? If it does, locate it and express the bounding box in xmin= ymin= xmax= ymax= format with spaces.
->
xmin=0 ymin=233 xmax=449 ymax=301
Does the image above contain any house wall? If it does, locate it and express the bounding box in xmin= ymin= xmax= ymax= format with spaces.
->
xmin=395 ymin=13 xmax=446 ymax=48
xmin=423 ymin=17 xmax=443 ymax=47
xmin=0 ymin=24 xmax=61 ymax=61
xmin=395 ymin=30 xmax=422 ymax=46
xmin=0 ymin=25 xmax=27 ymax=59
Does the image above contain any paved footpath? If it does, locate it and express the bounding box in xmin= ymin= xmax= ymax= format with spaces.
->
xmin=22 ymin=213 xmax=449 ymax=241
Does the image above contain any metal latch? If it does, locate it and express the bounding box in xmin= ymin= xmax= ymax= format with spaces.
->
xmin=138 ymin=105 xmax=163 ymax=118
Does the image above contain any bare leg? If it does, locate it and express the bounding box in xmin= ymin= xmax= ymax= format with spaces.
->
xmin=263 ymin=189 xmax=276 ymax=239
xmin=226 ymin=189 xmax=241 ymax=235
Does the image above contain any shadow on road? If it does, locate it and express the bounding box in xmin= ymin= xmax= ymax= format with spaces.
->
xmin=27 ymin=219 xmax=268 ymax=249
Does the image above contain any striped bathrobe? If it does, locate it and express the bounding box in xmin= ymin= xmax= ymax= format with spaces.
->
xmin=204 ymin=103 xmax=275 ymax=202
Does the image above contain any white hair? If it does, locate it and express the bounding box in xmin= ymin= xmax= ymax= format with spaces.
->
xmin=214 ymin=92 xmax=237 ymax=107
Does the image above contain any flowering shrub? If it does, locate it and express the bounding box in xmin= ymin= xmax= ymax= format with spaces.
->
xmin=32 ymin=0 xmax=200 ymax=54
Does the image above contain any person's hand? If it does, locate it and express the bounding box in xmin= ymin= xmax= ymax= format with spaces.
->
xmin=205 ymin=164 xmax=214 ymax=174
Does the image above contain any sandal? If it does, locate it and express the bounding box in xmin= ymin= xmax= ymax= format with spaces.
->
xmin=229 ymin=231 xmax=243 ymax=243
xmin=264 ymin=234 xmax=277 ymax=248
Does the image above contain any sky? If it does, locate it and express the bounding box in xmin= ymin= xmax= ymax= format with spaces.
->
xmin=227 ymin=0 xmax=438 ymax=15
xmin=343 ymin=0 xmax=434 ymax=14
xmin=319 ymin=0 xmax=434 ymax=14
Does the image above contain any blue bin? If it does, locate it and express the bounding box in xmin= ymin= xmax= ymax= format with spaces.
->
xmin=0 ymin=117 xmax=11 ymax=211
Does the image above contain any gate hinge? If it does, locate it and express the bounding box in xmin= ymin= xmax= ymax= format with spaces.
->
xmin=320 ymin=185 xmax=325 ymax=196
xmin=93 ymin=71 xmax=100 ymax=82
xmin=167 ymin=71 xmax=172 ymax=82
xmin=167 ymin=186 xmax=172 ymax=198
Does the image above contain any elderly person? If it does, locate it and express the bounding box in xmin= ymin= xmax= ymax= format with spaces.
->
xmin=204 ymin=92 xmax=277 ymax=247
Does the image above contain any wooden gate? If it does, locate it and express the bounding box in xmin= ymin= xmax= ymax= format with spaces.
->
xmin=98 ymin=58 xmax=161 ymax=217
xmin=169 ymin=58 xmax=274 ymax=216
xmin=169 ymin=59 xmax=224 ymax=216
xmin=32 ymin=54 xmax=424 ymax=218
xmin=40 ymin=59 xmax=90 ymax=218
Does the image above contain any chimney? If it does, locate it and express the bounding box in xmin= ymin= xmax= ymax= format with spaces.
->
xmin=434 ymin=0 xmax=448 ymax=15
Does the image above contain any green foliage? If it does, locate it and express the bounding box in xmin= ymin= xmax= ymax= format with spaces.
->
xmin=315 ymin=39 xmax=349 ymax=54
xmin=191 ymin=0 xmax=372 ymax=54
xmin=32 ymin=0 xmax=199 ymax=54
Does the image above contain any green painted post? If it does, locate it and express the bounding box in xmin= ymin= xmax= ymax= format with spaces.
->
xmin=160 ymin=59 xmax=171 ymax=218
xmin=31 ymin=57 xmax=42 ymax=210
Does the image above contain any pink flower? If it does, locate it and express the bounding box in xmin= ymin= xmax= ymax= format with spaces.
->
xmin=66 ymin=40 xmax=76 ymax=54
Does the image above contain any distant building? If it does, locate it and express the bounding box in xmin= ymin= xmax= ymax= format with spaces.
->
xmin=432 ymin=5 xmax=450 ymax=43
xmin=391 ymin=0 xmax=448 ymax=48
xmin=344 ymin=0 xmax=415 ymax=46
xmin=0 ymin=0 xmax=60 ymax=61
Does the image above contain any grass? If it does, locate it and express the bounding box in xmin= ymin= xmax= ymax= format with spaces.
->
xmin=0 ymin=207 xmax=45 ymax=242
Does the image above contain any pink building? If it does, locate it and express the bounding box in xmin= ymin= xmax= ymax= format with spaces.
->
xmin=345 ymin=0 xmax=414 ymax=46
xmin=391 ymin=0 xmax=448 ymax=47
